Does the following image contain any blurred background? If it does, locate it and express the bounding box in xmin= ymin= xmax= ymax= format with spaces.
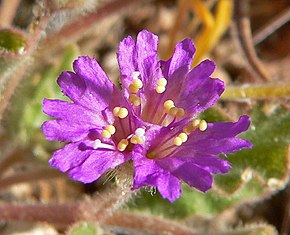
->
xmin=0 ymin=0 xmax=289 ymax=234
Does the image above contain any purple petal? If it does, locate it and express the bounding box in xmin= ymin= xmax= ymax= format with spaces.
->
xmin=57 ymin=56 xmax=121 ymax=111
xmin=179 ymin=116 xmax=252 ymax=156
xmin=156 ymin=171 xmax=181 ymax=202
xmin=136 ymin=30 xmax=159 ymax=87
xmin=132 ymin=146 xmax=181 ymax=202
xmin=42 ymin=99 xmax=106 ymax=125
xmin=118 ymin=36 xmax=137 ymax=90
xmin=161 ymin=38 xmax=196 ymax=78
xmin=68 ymin=150 xmax=128 ymax=183
xmin=193 ymin=138 xmax=252 ymax=155
xmin=173 ymin=161 xmax=213 ymax=192
xmin=178 ymin=59 xmax=224 ymax=114
xmin=195 ymin=115 xmax=251 ymax=139
xmin=157 ymin=156 xmax=213 ymax=192
xmin=49 ymin=142 xmax=93 ymax=172
xmin=41 ymin=120 xmax=90 ymax=142
xmin=184 ymin=155 xmax=231 ymax=174
xmin=152 ymin=39 xmax=196 ymax=109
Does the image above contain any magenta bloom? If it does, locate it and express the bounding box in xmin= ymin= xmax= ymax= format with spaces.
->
xmin=42 ymin=30 xmax=252 ymax=202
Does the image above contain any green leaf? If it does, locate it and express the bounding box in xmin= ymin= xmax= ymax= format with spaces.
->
xmin=0 ymin=29 xmax=28 ymax=55
xmin=216 ymin=104 xmax=290 ymax=193
xmin=5 ymin=45 xmax=79 ymax=147
xmin=219 ymin=224 xmax=277 ymax=235
xmin=69 ymin=222 xmax=103 ymax=235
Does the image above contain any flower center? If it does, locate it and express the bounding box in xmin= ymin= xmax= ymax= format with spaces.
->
xmin=127 ymin=71 xmax=186 ymax=127
xmin=146 ymin=118 xmax=208 ymax=159
xmin=91 ymin=106 xmax=146 ymax=153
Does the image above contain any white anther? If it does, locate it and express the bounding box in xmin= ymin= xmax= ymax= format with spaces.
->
xmin=93 ymin=139 xmax=115 ymax=150
xmin=131 ymin=71 xmax=140 ymax=79
xmin=134 ymin=127 xmax=146 ymax=143
xmin=93 ymin=139 xmax=102 ymax=149
xmin=135 ymin=127 xmax=145 ymax=137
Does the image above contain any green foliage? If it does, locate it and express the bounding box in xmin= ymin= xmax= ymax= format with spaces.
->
xmin=0 ymin=29 xmax=28 ymax=54
xmin=130 ymin=104 xmax=289 ymax=218
xmin=216 ymin=104 xmax=290 ymax=193
xmin=3 ymin=45 xmax=79 ymax=163
xmin=69 ymin=222 xmax=103 ymax=235
xmin=220 ymin=224 xmax=277 ymax=235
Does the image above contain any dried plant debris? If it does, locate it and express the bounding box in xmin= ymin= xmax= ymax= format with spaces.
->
xmin=0 ymin=0 xmax=289 ymax=234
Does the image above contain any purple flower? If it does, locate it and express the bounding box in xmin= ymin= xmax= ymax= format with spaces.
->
xmin=117 ymin=30 xmax=252 ymax=201
xmin=42 ymin=30 xmax=252 ymax=202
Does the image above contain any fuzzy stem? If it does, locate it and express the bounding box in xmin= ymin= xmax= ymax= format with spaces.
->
xmin=0 ymin=0 xmax=20 ymax=27
xmin=80 ymin=163 xmax=135 ymax=222
xmin=0 ymin=56 xmax=32 ymax=121
xmin=221 ymin=83 xmax=290 ymax=100
xmin=104 ymin=211 xmax=197 ymax=235
xmin=0 ymin=202 xmax=80 ymax=225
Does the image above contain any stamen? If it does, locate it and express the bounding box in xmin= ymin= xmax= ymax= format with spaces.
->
xmin=173 ymin=132 xmax=188 ymax=146
xmin=168 ymin=107 xmax=178 ymax=116
xmin=113 ymin=107 xmax=121 ymax=116
xmin=132 ymin=78 xmax=143 ymax=89
xmin=93 ymin=139 xmax=102 ymax=149
xmin=105 ymin=125 xmax=116 ymax=135
xmin=192 ymin=118 xmax=201 ymax=128
xmin=183 ymin=125 xmax=194 ymax=135
xmin=117 ymin=139 xmax=129 ymax=151
xmin=135 ymin=127 xmax=145 ymax=134
xmin=135 ymin=127 xmax=146 ymax=143
xmin=164 ymin=100 xmax=175 ymax=112
xmin=156 ymin=85 xmax=166 ymax=93
xmin=118 ymin=108 xmax=129 ymax=118
xmin=173 ymin=137 xmax=183 ymax=146
xmin=130 ymin=127 xmax=146 ymax=144
xmin=130 ymin=135 xmax=142 ymax=144
xmin=157 ymin=78 xmax=167 ymax=86
xmin=113 ymin=106 xmax=128 ymax=119
xmin=155 ymin=78 xmax=167 ymax=94
xmin=93 ymin=139 xmax=115 ymax=150
xmin=101 ymin=130 xmax=111 ymax=139
xmin=191 ymin=118 xmax=208 ymax=132
xmin=101 ymin=124 xmax=116 ymax=139
xmin=129 ymin=72 xmax=143 ymax=93
xmin=131 ymin=71 xmax=141 ymax=79
xmin=178 ymin=132 xmax=188 ymax=142
xmin=199 ymin=120 xmax=208 ymax=131
xmin=129 ymin=94 xmax=141 ymax=106
xmin=176 ymin=108 xmax=185 ymax=117
xmin=129 ymin=84 xmax=140 ymax=93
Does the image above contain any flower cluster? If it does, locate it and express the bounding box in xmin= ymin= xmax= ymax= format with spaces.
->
xmin=41 ymin=30 xmax=252 ymax=202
